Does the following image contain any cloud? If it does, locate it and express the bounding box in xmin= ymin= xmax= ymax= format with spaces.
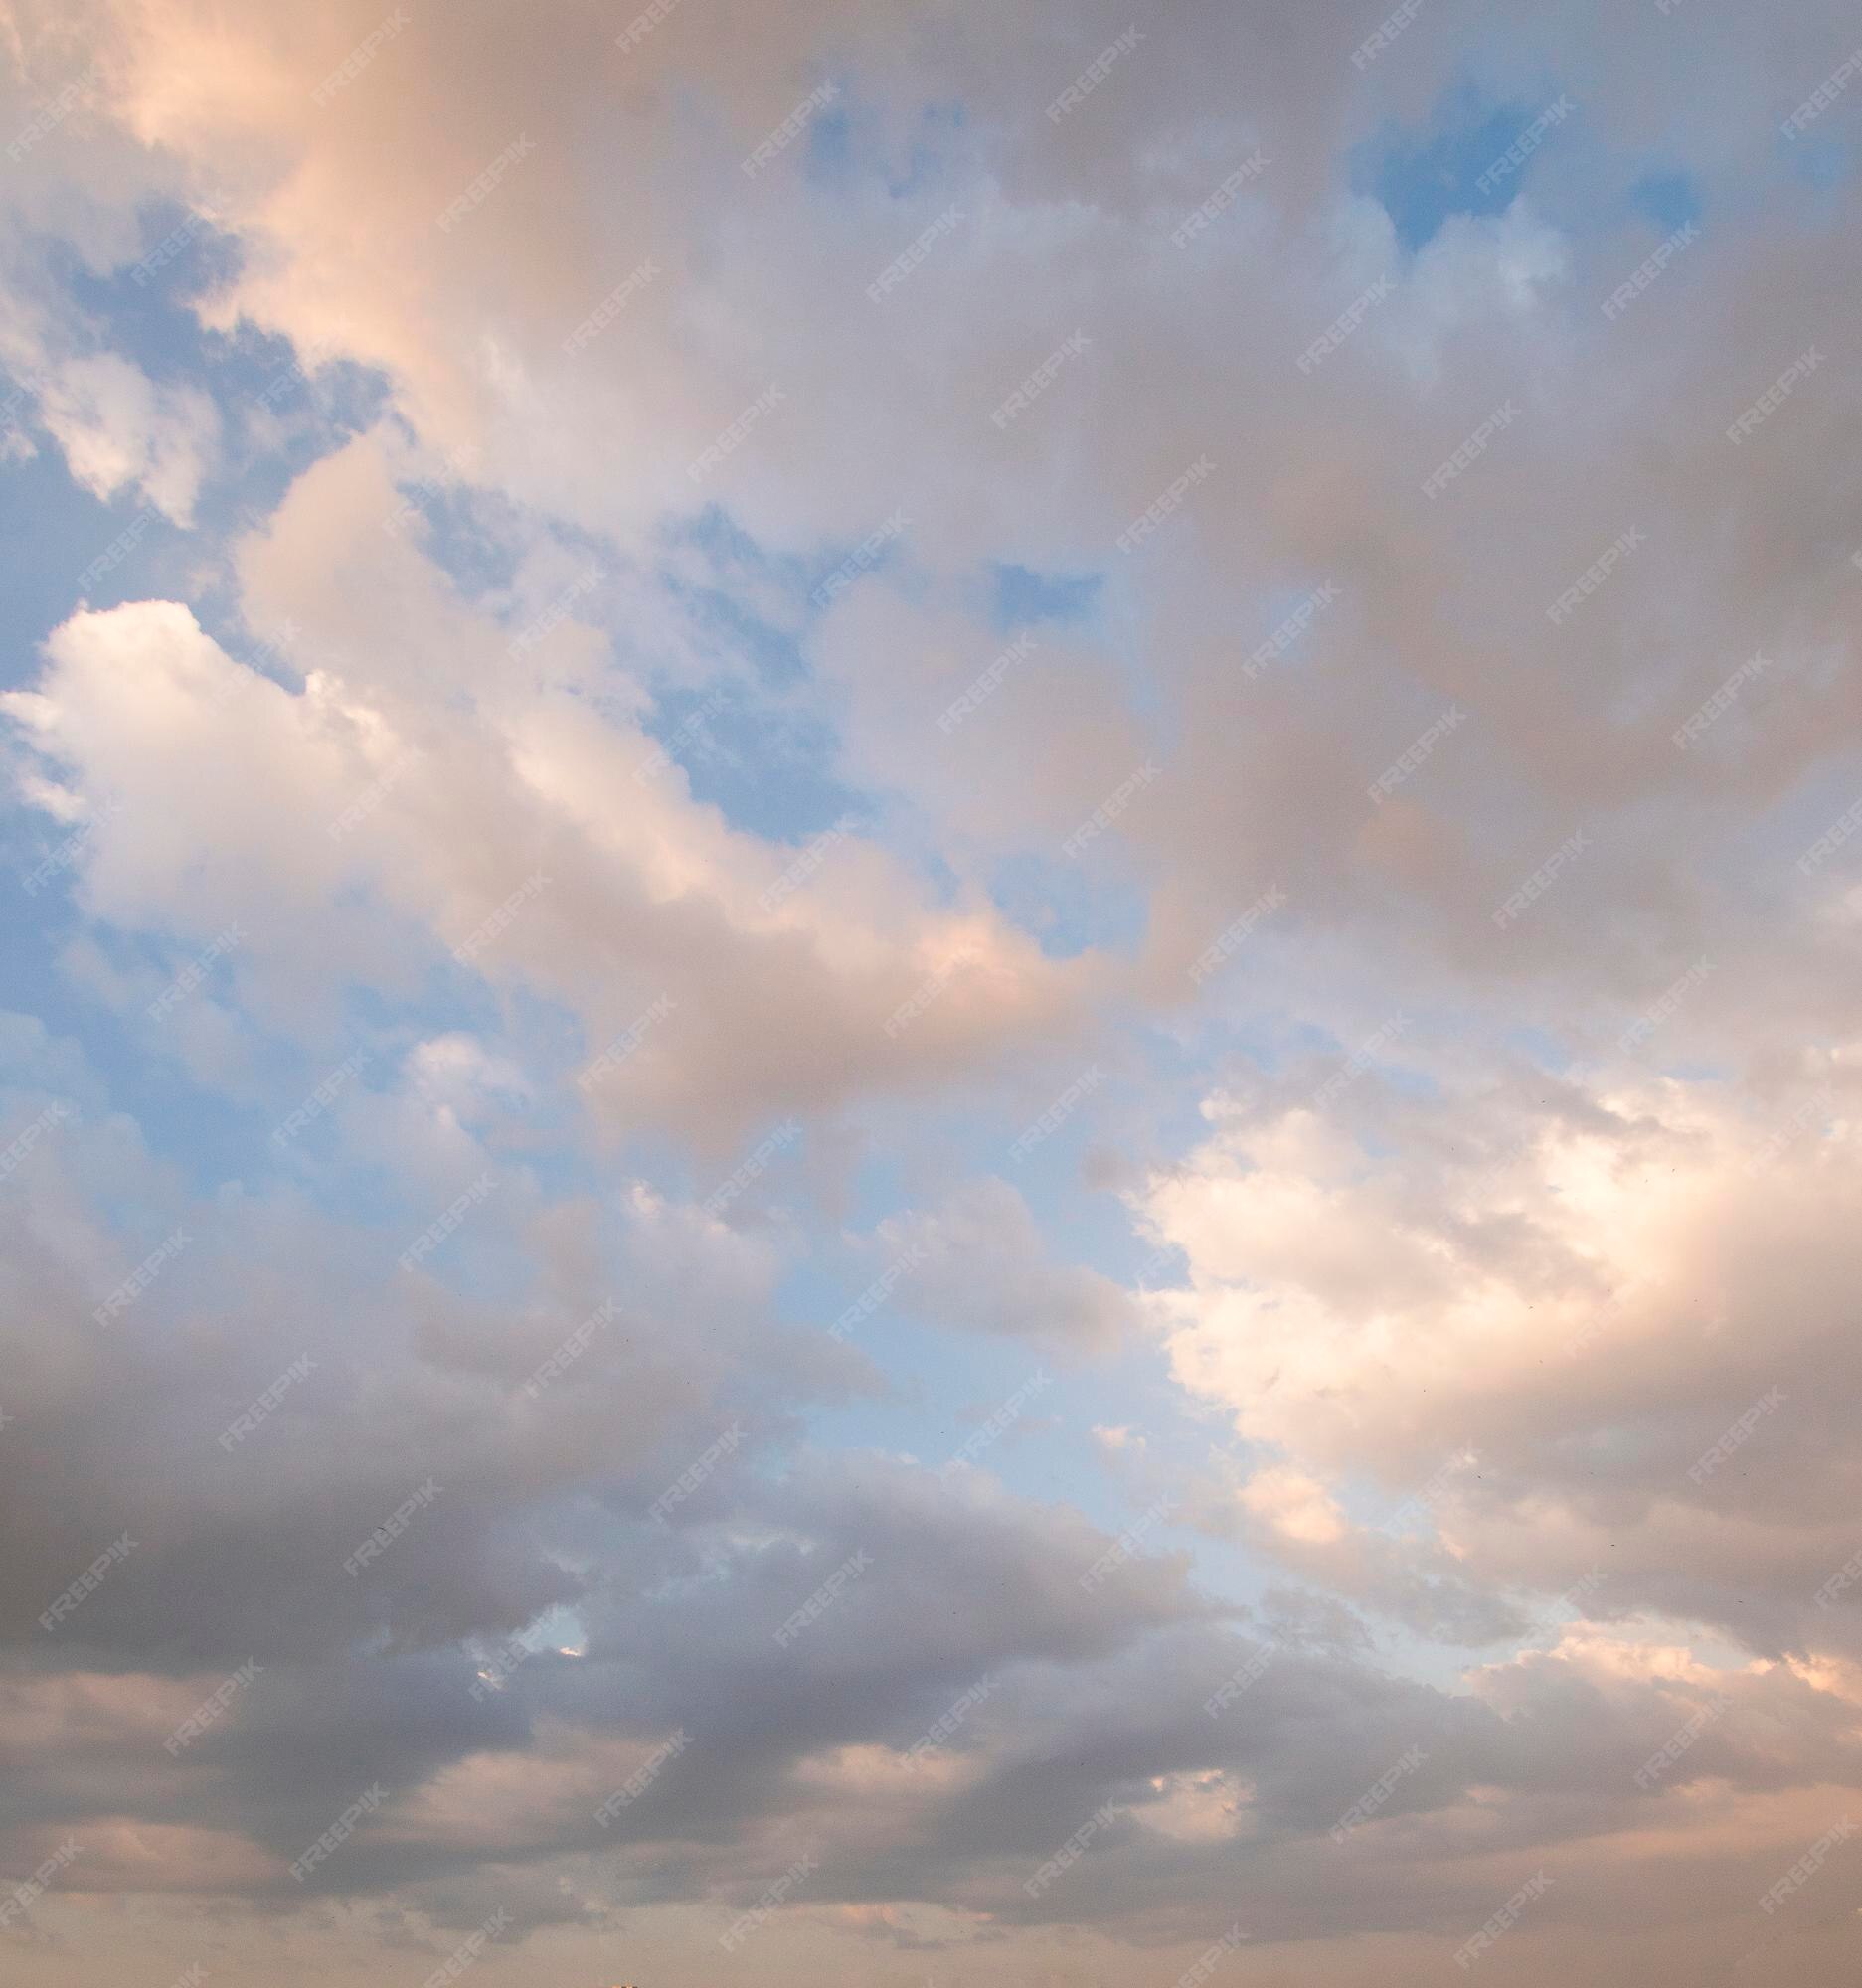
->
xmin=33 ymin=351 xmax=218 ymax=524
xmin=1136 ymin=1063 xmax=1862 ymax=1665
xmin=3 ymin=437 xmax=1098 ymax=1144
xmin=868 ymin=1177 xmax=1137 ymax=1352
xmin=5 ymin=0 xmax=1862 ymax=1976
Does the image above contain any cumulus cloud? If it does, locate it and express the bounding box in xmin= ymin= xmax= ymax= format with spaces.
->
xmin=3 ymin=0 xmax=1862 ymax=1978
xmin=868 ymin=1177 xmax=1137 ymax=1352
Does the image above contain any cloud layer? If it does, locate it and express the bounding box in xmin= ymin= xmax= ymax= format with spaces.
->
xmin=3 ymin=0 xmax=1862 ymax=1982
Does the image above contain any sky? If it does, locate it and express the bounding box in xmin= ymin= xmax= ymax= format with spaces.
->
xmin=2 ymin=0 xmax=1862 ymax=1982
